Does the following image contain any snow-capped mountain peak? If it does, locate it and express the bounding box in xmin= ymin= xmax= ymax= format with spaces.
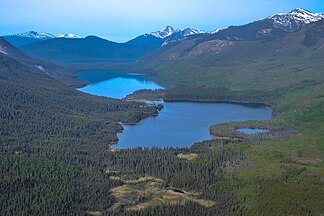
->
xmin=210 ymin=29 xmax=222 ymax=34
xmin=147 ymin=26 xmax=176 ymax=39
xmin=14 ymin=31 xmax=56 ymax=40
xmin=180 ymin=28 xmax=204 ymax=36
xmin=6 ymin=31 xmax=82 ymax=40
xmin=146 ymin=26 xmax=204 ymax=39
xmin=56 ymin=33 xmax=82 ymax=39
xmin=268 ymin=8 xmax=324 ymax=31
xmin=290 ymin=8 xmax=315 ymax=15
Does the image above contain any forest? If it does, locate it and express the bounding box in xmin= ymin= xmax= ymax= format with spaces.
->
xmin=1 ymin=52 xmax=323 ymax=215
xmin=0 ymin=53 xmax=159 ymax=215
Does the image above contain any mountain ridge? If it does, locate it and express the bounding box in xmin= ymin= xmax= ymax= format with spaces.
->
xmin=137 ymin=19 xmax=324 ymax=90
xmin=14 ymin=8 xmax=324 ymax=67
xmin=206 ymin=8 xmax=324 ymax=41
xmin=3 ymin=31 xmax=82 ymax=47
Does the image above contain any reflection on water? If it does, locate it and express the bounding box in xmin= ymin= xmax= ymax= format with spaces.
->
xmin=77 ymin=69 xmax=163 ymax=99
xmin=76 ymin=69 xmax=272 ymax=148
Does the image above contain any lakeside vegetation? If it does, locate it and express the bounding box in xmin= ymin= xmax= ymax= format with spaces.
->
xmin=102 ymin=82 xmax=323 ymax=215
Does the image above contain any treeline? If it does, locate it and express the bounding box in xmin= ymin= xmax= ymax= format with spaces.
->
xmin=125 ymin=80 xmax=319 ymax=107
xmin=114 ymin=200 xmax=238 ymax=216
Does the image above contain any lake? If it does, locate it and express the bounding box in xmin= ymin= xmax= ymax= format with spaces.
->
xmin=77 ymin=69 xmax=272 ymax=148
xmin=77 ymin=69 xmax=163 ymax=99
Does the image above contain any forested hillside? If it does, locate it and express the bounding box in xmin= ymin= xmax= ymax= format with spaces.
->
xmin=0 ymin=51 xmax=159 ymax=215
xmin=0 ymin=38 xmax=84 ymax=87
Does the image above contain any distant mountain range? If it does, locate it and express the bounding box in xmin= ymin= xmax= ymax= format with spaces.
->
xmin=2 ymin=31 xmax=82 ymax=47
xmin=3 ymin=8 xmax=323 ymax=47
xmin=2 ymin=8 xmax=323 ymax=64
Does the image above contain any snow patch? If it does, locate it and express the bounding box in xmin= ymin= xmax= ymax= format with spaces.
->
xmin=35 ymin=65 xmax=49 ymax=75
xmin=5 ymin=31 xmax=82 ymax=40
xmin=13 ymin=31 xmax=56 ymax=39
xmin=0 ymin=44 xmax=7 ymax=55
xmin=56 ymin=33 xmax=82 ymax=39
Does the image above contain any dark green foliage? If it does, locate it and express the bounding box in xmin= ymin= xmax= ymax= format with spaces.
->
xmin=105 ymin=143 xmax=241 ymax=216
xmin=0 ymin=150 xmax=121 ymax=215
xmin=106 ymin=146 xmax=243 ymax=191
xmin=115 ymin=200 xmax=238 ymax=216
xmin=0 ymin=53 xmax=158 ymax=215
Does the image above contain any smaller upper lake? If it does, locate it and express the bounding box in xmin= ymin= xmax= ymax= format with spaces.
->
xmin=77 ymin=69 xmax=163 ymax=99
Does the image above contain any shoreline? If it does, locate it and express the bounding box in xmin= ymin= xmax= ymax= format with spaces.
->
xmin=114 ymin=101 xmax=273 ymax=149
xmin=73 ymin=69 xmax=275 ymax=149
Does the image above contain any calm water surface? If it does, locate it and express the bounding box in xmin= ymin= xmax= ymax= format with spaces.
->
xmin=77 ymin=69 xmax=272 ymax=148
xmin=77 ymin=69 xmax=163 ymax=99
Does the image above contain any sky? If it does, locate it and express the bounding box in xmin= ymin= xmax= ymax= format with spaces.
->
xmin=1 ymin=0 xmax=324 ymax=42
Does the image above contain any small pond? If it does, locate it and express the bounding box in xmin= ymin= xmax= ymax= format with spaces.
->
xmin=236 ymin=128 xmax=270 ymax=135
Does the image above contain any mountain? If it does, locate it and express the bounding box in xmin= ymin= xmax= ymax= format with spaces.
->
xmin=126 ymin=34 xmax=164 ymax=54
xmin=131 ymin=9 xmax=323 ymax=48
xmin=3 ymin=31 xmax=82 ymax=47
xmin=126 ymin=26 xmax=205 ymax=54
xmin=269 ymin=8 xmax=324 ymax=31
xmin=56 ymin=33 xmax=82 ymax=39
xmin=2 ymin=31 xmax=55 ymax=47
xmin=10 ymin=26 xmax=204 ymax=63
xmin=20 ymin=26 xmax=204 ymax=64
xmin=145 ymin=26 xmax=204 ymax=39
xmin=138 ymin=19 xmax=324 ymax=90
xmin=0 ymin=37 xmax=83 ymax=86
xmin=207 ymin=8 xmax=324 ymax=41
xmin=146 ymin=26 xmax=177 ymax=39
xmin=16 ymin=9 xmax=324 ymax=65
xmin=12 ymin=31 xmax=57 ymax=39
xmin=20 ymin=35 xmax=158 ymax=63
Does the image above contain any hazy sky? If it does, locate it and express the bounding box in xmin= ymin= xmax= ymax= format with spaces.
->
xmin=1 ymin=0 xmax=323 ymax=42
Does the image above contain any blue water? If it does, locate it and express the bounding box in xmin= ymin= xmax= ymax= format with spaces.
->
xmin=76 ymin=69 xmax=272 ymax=148
xmin=77 ymin=69 xmax=163 ymax=99
xmin=237 ymin=128 xmax=270 ymax=135
xmin=116 ymin=102 xmax=272 ymax=148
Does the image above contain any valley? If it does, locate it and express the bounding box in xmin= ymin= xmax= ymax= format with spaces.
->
xmin=0 ymin=7 xmax=323 ymax=216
